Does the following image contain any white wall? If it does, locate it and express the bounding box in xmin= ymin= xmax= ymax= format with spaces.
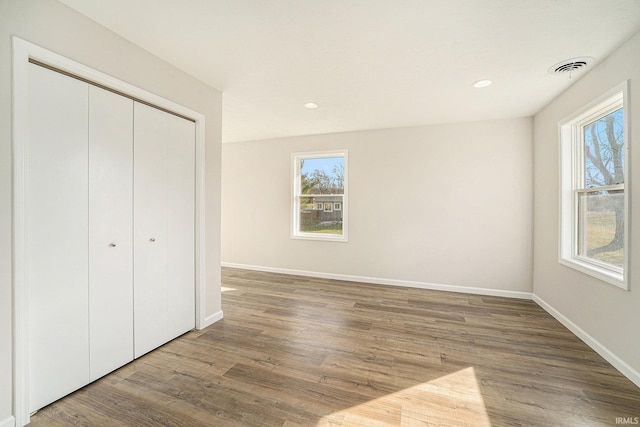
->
xmin=0 ymin=0 xmax=223 ymax=423
xmin=533 ymin=30 xmax=640 ymax=383
xmin=222 ymin=118 xmax=533 ymax=295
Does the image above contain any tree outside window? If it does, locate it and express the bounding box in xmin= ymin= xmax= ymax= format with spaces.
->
xmin=579 ymin=108 xmax=624 ymax=267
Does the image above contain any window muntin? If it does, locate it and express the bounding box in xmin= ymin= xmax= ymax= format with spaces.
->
xmin=292 ymin=151 xmax=347 ymax=241
xmin=559 ymin=83 xmax=629 ymax=289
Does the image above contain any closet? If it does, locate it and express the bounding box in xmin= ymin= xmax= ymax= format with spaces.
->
xmin=27 ymin=62 xmax=196 ymax=412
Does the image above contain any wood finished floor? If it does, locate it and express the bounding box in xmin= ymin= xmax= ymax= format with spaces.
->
xmin=31 ymin=268 xmax=640 ymax=426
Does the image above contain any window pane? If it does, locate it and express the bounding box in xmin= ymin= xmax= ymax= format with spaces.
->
xmin=300 ymin=156 xmax=344 ymax=195
xmin=577 ymin=189 xmax=624 ymax=268
xmin=299 ymin=195 xmax=343 ymax=235
xmin=583 ymin=108 xmax=624 ymax=188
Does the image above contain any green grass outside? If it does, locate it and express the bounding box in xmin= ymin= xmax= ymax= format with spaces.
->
xmin=586 ymin=212 xmax=623 ymax=268
xmin=301 ymin=223 xmax=342 ymax=235
xmin=305 ymin=229 xmax=342 ymax=235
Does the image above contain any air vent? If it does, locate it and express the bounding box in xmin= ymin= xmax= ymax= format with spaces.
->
xmin=548 ymin=57 xmax=595 ymax=76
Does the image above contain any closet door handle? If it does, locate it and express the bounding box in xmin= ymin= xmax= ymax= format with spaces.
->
xmin=149 ymin=237 xmax=156 ymax=242
xmin=109 ymin=243 xmax=117 ymax=248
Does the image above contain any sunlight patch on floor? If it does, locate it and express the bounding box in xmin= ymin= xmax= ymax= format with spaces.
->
xmin=315 ymin=367 xmax=491 ymax=427
xmin=221 ymin=286 xmax=237 ymax=292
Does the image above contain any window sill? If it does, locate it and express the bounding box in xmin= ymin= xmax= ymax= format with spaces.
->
xmin=559 ymin=257 xmax=627 ymax=290
xmin=291 ymin=233 xmax=348 ymax=243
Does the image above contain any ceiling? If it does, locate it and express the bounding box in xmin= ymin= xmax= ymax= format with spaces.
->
xmin=58 ymin=0 xmax=640 ymax=143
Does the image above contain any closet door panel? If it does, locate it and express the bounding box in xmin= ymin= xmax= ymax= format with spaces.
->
xmin=133 ymin=102 xmax=169 ymax=358
xmin=27 ymin=64 xmax=90 ymax=411
xmin=166 ymin=116 xmax=196 ymax=338
xmin=88 ymin=86 xmax=134 ymax=380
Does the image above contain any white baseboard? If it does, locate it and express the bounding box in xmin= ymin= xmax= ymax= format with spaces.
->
xmin=0 ymin=416 xmax=15 ymax=427
xmin=201 ymin=310 xmax=224 ymax=329
xmin=221 ymin=262 xmax=532 ymax=300
xmin=532 ymin=294 xmax=640 ymax=389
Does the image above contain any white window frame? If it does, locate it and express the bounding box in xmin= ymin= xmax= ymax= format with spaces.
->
xmin=559 ymin=81 xmax=630 ymax=290
xmin=292 ymin=150 xmax=348 ymax=242
xmin=334 ymin=202 xmax=342 ymax=211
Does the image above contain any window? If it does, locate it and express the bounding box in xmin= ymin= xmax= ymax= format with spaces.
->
xmin=559 ymin=81 xmax=629 ymax=289
xmin=292 ymin=150 xmax=347 ymax=241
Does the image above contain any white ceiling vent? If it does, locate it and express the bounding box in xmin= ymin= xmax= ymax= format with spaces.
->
xmin=547 ymin=57 xmax=595 ymax=76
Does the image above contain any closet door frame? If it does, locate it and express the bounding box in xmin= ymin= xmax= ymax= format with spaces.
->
xmin=11 ymin=37 xmax=209 ymax=427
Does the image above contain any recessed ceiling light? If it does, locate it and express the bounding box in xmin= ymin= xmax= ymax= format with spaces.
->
xmin=304 ymin=102 xmax=318 ymax=109
xmin=473 ymin=79 xmax=492 ymax=88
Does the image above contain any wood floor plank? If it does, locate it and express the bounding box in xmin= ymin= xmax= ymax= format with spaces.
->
xmin=30 ymin=267 xmax=640 ymax=426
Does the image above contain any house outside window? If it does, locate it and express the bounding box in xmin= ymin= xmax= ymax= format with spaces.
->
xmin=292 ymin=150 xmax=347 ymax=242
xmin=559 ymin=81 xmax=629 ymax=289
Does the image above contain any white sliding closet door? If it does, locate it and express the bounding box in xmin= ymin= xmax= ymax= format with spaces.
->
xmin=133 ymin=103 xmax=195 ymax=358
xmin=27 ymin=64 xmax=90 ymax=411
xmin=88 ymin=86 xmax=134 ymax=380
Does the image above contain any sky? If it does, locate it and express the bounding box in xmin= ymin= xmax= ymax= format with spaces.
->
xmin=584 ymin=108 xmax=624 ymax=187
xmin=300 ymin=156 xmax=343 ymax=176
